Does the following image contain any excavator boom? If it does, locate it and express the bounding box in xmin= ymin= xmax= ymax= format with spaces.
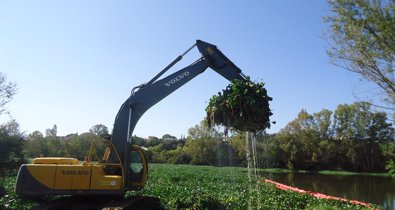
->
xmin=110 ymin=40 xmax=246 ymax=188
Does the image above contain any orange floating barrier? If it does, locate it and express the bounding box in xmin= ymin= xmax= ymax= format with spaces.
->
xmin=264 ymin=179 xmax=375 ymax=209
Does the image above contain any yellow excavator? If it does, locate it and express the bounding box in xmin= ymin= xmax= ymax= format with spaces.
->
xmin=15 ymin=40 xmax=247 ymax=196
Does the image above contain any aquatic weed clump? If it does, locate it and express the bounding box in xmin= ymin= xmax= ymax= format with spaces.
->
xmin=205 ymin=77 xmax=273 ymax=132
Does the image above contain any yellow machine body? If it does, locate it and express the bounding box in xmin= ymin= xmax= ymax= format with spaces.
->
xmin=25 ymin=161 xmax=122 ymax=190
xmin=16 ymin=140 xmax=148 ymax=196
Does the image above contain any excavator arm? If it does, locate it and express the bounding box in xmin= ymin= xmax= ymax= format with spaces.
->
xmin=110 ymin=40 xmax=246 ymax=189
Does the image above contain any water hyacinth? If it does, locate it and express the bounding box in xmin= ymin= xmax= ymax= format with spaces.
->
xmin=1 ymin=165 xmax=376 ymax=209
xmin=205 ymin=77 xmax=273 ymax=132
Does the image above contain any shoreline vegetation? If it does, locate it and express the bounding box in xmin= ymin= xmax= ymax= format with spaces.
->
xmin=258 ymin=168 xmax=390 ymax=177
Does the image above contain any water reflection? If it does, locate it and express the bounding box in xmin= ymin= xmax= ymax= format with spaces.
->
xmin=260 ymin=172 xmax=395 ymax=209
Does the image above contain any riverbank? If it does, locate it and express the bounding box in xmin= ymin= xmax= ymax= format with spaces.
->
xmin=258 ymin=168 xmax=390 ymax=177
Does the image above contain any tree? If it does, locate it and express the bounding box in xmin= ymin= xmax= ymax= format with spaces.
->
xmin=255 ymin=133 xmax=281 ymax=168
xmin=146 ymin=136 xmax=162 ymax=147
xmin=132 ymin=135 xmax=147 ymax=147
xmin=332 ymin=102 xmax=393 ymax=170
xmin=46 ymin=135 xmax=66 ymax=157
xmin=46 ymin=124 xmax=57 ymax=137
xmin=276 ymin=110 xmax=321 ymax=170
xmin=43 ymin=124 xmax=68 ymax=157
xmin=386 ymin=159 xmax=395 ymax=178
xmin=0 ymin=73 xmax=22 ymax=176
xmin=228 ymin=133 xmax=248 ymax=166
xmin=0 ymin=73 xmax=17 ymax=114
xmin=187 ymin=121 xmax=223 ymax=140
xmin=24 ymin=125 xmax=68 ymax=158
xmin=325 ymin=0 xmax=395 ymax=108
xmin=312 ymin=109 xmax=333 ymax=139
xmin=183 ymin=137 xmax=219 ymax=165
xmin=0 ymin=120 xmax=25 ymax=176
xmin=89 ymin=124 xmax=109 ymax=136
xmin=67 ymin=133 xmax=97 ymax=160
xmin=182 ymin=122 xmax=233 ymax=166
xmin=274 ymin=104 xmax=394 ymax=171
xmin=24 ymin=131 xmax=47 ymax=158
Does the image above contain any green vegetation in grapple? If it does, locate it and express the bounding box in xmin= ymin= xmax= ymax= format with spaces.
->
xmin=205 ymin=77 xmax=273 ymax=132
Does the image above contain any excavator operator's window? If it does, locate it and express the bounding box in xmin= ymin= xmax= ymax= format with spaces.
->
xmin=130 ymin=151 xmax=143 ymax=174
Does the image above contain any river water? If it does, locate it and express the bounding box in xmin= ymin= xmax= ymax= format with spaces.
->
xmin=260 ymin=172 xmax=395 ymax=209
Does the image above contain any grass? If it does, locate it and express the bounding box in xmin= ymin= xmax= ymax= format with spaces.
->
xmin=0 ymin=164 xmax=382 ymax=209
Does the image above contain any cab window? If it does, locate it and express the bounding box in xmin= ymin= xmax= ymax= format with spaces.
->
xmin=130 ymin=151 xmax=143 ymax=174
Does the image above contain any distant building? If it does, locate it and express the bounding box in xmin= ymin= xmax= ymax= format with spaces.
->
xmin=147 ymin=136 xmax=159 ymax=142
xmin=162 ymin=134 xmax=177 ymax=141
xmin=60 ymin=133 xmax=78 ymax=142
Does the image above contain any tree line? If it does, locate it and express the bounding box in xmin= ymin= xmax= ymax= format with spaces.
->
xmin=269 ymin=102 xmax=394 ymax=172
xmin=143 ymin=102 xmax=395 ymax=172
xmin=0 ymin=101 xmax=394 ymax=178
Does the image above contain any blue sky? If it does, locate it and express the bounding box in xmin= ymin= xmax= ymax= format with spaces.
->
xmin=0 ymin=1 xmax=377 ymax=138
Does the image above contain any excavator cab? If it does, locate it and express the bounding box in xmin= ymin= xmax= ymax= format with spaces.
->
xmin=129 ymin=145 xmax=148 ymax=190
xmin=85 ymin=140 xmax=148 ymax=191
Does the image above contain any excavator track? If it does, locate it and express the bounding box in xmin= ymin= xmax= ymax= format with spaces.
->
xmin=29 ymin=195 xmax=164 ymax=210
